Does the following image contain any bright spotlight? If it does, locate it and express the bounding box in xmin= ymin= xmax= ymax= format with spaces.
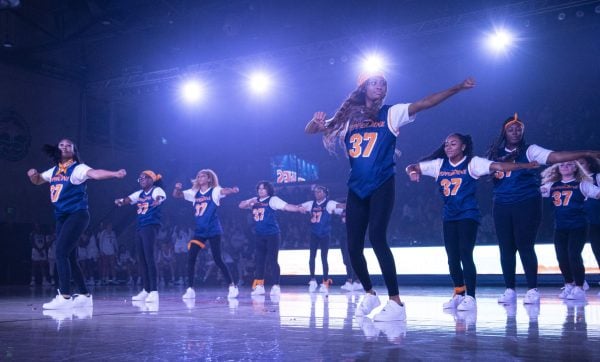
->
xmin=180 ymin=79 xmax=204 ymax=104
xmin=248 ymin=72 xmax=272 ymax=94
xmin=485 ymin=29 xmax=514 ymax=53
xmin=361 ymin=54 xmax=386 ymax=73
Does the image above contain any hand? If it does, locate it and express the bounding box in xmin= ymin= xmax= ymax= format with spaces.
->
xmin=114 ymin=198 xmax=124 ymax=207
xmin=174 ymin=182 xmax=183 ymax=190
xmin=232 ymin=186 xmax=240 ymax=193
xmin=311 ymin=111 xmax=327 ymax=127
xmin=409 ymin=172 xmax=420 ymax=182
xmin=528 ymin=161 xmax=540 ymax=169
xmin=459 ymin=77 xmax=476 ymax=90
xmin=298 ymin=206 xmax=308 ymax=214
xmin=27 ymin=169 xmax=39 ymax=178
xmin=115 ymin=169 xmax=127 ymax=178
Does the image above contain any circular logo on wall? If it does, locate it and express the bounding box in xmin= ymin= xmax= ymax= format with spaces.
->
xmin=0 ymin=109 xmax=31 ymax=161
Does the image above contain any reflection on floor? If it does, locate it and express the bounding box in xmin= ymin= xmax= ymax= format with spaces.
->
xmin=0 ymin=285 xmax=598 ymax=360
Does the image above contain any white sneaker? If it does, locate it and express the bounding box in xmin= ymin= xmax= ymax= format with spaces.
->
xmin=567 ymin=286 xmax=586 ymax=301
xmin=373 ymin=300 xmax=406 ymax=322
xmin=319 ymin=282 xmax=330 ymax=294
xmin=523 ymin=288 xmax=540 ymax=304
xmin=72 ymin=294 xmax=93 ymax=308
xmin=442 ymin=294 xmax=464 ymax=309
xmin=457 ymin=295 xmax=476 ymax=311
xmin=43 ymin=293 xmax=73 ymax=310
xmin=340 ymin=281 xmax=354 ymax=292
xmin=228 ymin=285 xmax=239 ymax=299
xmin=145 ymin=291 xmax=159 ymax=303
xmin=270 ymin=285 xmax=281 ymax=296
xmin=559 ymin=284 xmax=574 ymax=299
xmin=182 ymin=287 xmax=196 ymax=299
xmin=308 ymin=280 xmax=318 ymax=293
xmin=355 ymin=294 xmax=381 ymax=317
xmin=132 ymin=289 xmax=149 ymax=301
xmin=497 ymin=288 xmax=517 ymax=304
xmin=251 ymin=285 xmax=265 ymax=296
xmin=352 ymin=282 xmax=364 ymax=291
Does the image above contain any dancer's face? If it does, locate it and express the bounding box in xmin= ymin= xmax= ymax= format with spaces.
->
xmin=444 ymin=135 xmax=465 ymax=161
xmin=257 ymin=184 xmax=269 ymax=198
xmin=196 ymin=172 xmax=209 ymax=186
xmin=505 ymin=124 xmax=523 ymax=146
xmin=58 ymin=139 xmax=75 ymax=160
xmin=138 ymin=173 xmax=154 ymax=189
xmin=558 ymin=162 xmax=577 ymax=178
xmin=364 ymin=76 xmax=387 ymax=102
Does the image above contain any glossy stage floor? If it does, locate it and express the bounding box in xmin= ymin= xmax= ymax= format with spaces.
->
xmin=0 ymin=285 xmax=598 ymax=361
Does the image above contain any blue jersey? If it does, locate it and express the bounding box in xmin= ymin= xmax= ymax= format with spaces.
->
xmin=49 ymin=162 xmax=88 ymax=217
xmin=134 ymin=187 xmax=163 ymax=228
xmin=584 ymin=173 xmax=600 ymax=225
xmin=345 ymin=105 xmax=396 ymax=199
xmin=310 ymin=199 xmax=332 ymax=237
xmin=252 ymin=197 xmax=280 ymax=236
xmin=437 ymin=158 xmax=481 ymax=222
xmin=549 ymin=180 xmax=586 ymax=230
xmin=492 ymin=146 xmax=540 ymax=204
xmin=193 ymin=188 xmax=223 ymax=238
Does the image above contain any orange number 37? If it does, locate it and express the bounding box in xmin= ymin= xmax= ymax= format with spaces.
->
xmin=348 ymin=132 xmax=378 ymax=158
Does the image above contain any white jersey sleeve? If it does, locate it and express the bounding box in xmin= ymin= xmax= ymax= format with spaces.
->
xmin=183 ymin=189 xmax=196 ymax=203
xmin=540 ymin=182 xmax=553 ymax=198
xmin=301 ymin=201 xmax=313 ymax=211
xmin=40 ymin=167 xmax=56 ymax=182
xmin=388 ymin=103 xmax=416 ymax=136
xmin=71 ymin=164 xmax=92 ymax=185
xmin=580 ymin=181 xmax=600 ymax=199
xmin=325 ymin=200 xmax=339 ymax=215
xmin=153 ymin=187 xmax=167 ymax=200
xmin=418 ymin=159 xmax=444 ymax=179
xmin=212 ymin=186 xmax=223 ymax=206
xmin=127 ymin=190 xmax=143 ymax=204
xmin=526 ymin=144 xmax=553 ymax=165
xmin=468 ymin=156 xmax=494 ymax=178
xmin=269 ymin=196 xmax=288 ymax=211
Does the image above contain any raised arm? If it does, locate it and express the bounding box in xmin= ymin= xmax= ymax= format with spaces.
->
xmin=27 ymin=169 xmax=47 ymax=185
xmin=172 ymin=182 xmax=184 ymax=198
xmin=547 ymin=150 xmax=600 ymax=165
xmin=221 ymin=186 xmax=240 ymax=196
xmin=305 ymin=111 xmax=328 ymax=134
xmin=405 ymin=164 xmax=422 ymax=182
xmin=489 ymin=161 xmax=539 ymax=172
xmin=408 ymin=77 xmax=475 ymax=117
xmin=87 ymin=168 xmax=126 ymax=180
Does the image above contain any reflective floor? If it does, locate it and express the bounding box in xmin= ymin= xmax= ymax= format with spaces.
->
xmin=0 ymin=285 xmax=598 ymax=360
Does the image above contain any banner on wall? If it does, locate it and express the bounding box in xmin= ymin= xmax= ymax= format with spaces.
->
xmin=271 ymin=154 xmax=319 ymax=184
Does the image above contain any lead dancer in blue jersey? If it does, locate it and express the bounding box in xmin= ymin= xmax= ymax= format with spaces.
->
xmin=541 ymin=161 xmax=600 ymax=301
xmin=306 ymin=73 xmax=475 ymax=321
xmin=239 ymin=181 xmax=305 ymax=297
xmin=115 ymin=170 xmax=166 ymax=304
xmin=300 ymin=185 xmax=344 ymax=294
xmin=173 ymin=169 xmax=240 ymax=300
xmin=406 ymin=133 xmax=538 ymax=311
xmin=27 ymin=138 xmax=126 ymax=310
xmin=486 ymin=114 xmax=600 ymax=305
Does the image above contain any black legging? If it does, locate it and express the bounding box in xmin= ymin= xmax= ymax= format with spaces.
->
xmin=339 ymin=236 xmax=357 ymax=281
xmin=309 ymin=233 xmax=330 ymax=280
xmin=494 ymin=196 xmax=541 ymax=290
xmin=589 ymin=224 xmax=600 ymax=268
xmin=443 ymin=219 xmax=478 ymax=297
xmin=187 ymin=235 xmax=233 ymax=287
xmin=55 ymin=209 xmax=90 ymax=295
xmin=554 ymin=227 xmax=587 ymax=286
xmin=254 ymin=233 xmax=281 ymax=285
xmin=136 ymin=224 xmax=159 ymax=292
xmin=346 ymin=177 xmax=398 ymax=296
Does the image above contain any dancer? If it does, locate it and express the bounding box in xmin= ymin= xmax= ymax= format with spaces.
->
xmin=486 ymin=114 xmax=600 ymax=304
xmin=405 ymin=133 xmax=538 ymax=311
xmin=579 ymin=156 xmax=600 ymax=295
xmin=239 ymin=181 xmax=305 ymax=296
xmin=541 ymin=162 xmax=600 ymax=300
xmin=115 ymin=170 xmax=166 ymax=304
xmin=299 ymin=185 xmax=344 ymax=293
xmin=27 ymin=138 xmax=126 ymax=309
xmin=173 ymin=169 xmax=240 ymax=299
xmin=306 ymin=72 xmax=475 ymax=321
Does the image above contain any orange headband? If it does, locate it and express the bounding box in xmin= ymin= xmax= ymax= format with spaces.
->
xmin=504 ymin=112 xmax=524 ymax=130
xmin=142 ymin=170 xmax=162 ymax=182
xmin=357 ymin=71 xmax=386 ymax=86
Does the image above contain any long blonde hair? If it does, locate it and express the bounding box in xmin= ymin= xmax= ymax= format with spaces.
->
xmin=191 ymin=169 xmax=220 ymax=190
xmin=541 ymin=161 xmax=591 ymax=184
xmin=322 ymin=80 xmax=385 ymax=154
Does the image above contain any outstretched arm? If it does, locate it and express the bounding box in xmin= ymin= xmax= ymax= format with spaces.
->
xmin=489 ymin=161 xmax=539 ymax=172
xmin=408 ymin=77 xmax=475 ymax=117
xmin=283 ymin=204 xmax=307 ymax=213
xmin=305 ymin=111 xmax=328 ymax=134
xmin=114 ymin=197 xmax=132 ymax=207
xmin=27 ymin=169 xmax=47 ymax=185
xmin=239 ymin=197 xmax=257 ymax=209
xmin=87 ymin=168 xmax=127 ymax=180
xmin=221 ymin=186 xmax=240 ymax=196
xmin=547 ymin=150 xmax=600 ymax=165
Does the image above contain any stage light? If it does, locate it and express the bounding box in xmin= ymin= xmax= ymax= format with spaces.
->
xmin=248 ymin=72 xmax=272 ymax=95
xmin=485 ymin=29 xmax=514 ymax=53
xmin=361 ymin=54 xmax=386 ymax=73
xmin=180 ymin=79 xmax=204 ymax=104
xmin=558 ymin=12 xmax=566 ymax=20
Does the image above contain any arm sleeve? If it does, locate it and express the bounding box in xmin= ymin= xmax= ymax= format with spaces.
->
xmin=540 ymin=182 xmax=553 ymax=197
xmin=269 ymin=196 xmax=288 ymax=210
xmin=468 ymin=156 xmax=494 ymax=178
xmin=40 ymin=167 xmax=55 ymax=182
xmin=301 ymin=201 xmax=313 ymax=211
xmin=153 ymin=187 xmax=167 ymax=200
xmin=127 ymin=191 xmax=141 ymax=203
xmin=388 ymin=103 xmax=416 ymax=135
xmin=580 ymin=181 xmax=600 ymax=199
xmin=526 ymin=144 xmax=553 ymax=165
xmin=183 ymin=189 xmax=196 ymax=203
xmin=71 ymin=164 xmax=92 ymax=185
xmin=212 ymin=186 xmax=223 ymax=206
xmin=325 ymin=201 xmax=338 ymax=214
xmin=418 ymin=159 xmax=443 ymax=179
